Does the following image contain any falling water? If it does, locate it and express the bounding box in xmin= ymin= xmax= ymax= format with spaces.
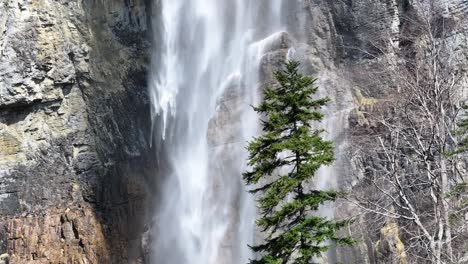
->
xmin=147 ymin=0 xmax=350 ymax=263
xmin=148 ymin=1 xmax=287 ymax=263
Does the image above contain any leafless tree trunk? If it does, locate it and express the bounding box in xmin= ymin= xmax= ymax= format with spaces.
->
xmin=347 ymin=1 xmax=468 ymax=263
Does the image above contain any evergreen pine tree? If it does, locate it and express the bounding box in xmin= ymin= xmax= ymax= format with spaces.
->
xmin=243 ymin=60 xmax=353 ymax=264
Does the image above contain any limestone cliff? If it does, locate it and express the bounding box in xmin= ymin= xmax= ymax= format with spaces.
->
xmin=0 ymin=0 xmax=153 ymax=263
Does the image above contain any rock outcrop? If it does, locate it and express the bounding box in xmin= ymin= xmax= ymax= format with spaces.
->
xmin=375 ymin=222 xmax=408 ymax=264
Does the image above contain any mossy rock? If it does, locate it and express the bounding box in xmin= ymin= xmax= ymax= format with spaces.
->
xmin=353 ymin=87 xmax=378 ymax=106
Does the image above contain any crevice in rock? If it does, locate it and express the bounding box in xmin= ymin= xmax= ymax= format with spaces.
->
xmin=71 ymin=220 xmax=80 ymax=240
xmin=0 ymin=98 xmax=64 ymax=124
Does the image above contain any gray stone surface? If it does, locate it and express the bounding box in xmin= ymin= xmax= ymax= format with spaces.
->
xmin=0 ymin=0 xmax=153 ymax=263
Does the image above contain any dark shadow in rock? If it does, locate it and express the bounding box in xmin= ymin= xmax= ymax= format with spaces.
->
xmin=0 ymin=99 xmax=64 ymax=125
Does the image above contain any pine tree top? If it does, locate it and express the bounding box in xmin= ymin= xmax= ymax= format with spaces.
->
xmin=243 ymin=60 xmax=354 ymax=264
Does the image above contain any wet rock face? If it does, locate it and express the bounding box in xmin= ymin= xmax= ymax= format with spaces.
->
xmin=0 ymin=0 xmax=153 ymax=263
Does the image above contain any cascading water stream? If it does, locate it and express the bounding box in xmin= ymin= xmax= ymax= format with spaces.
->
xmin=148 ymin=1 xmax=341 ymax=263
xmin=148 ymin=1 xmax=286 ymax=263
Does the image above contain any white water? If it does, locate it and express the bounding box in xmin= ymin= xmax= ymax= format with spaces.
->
xmin=147 ymin=0 xmax=349 ymax=263
xmin=148 ymin=1 xmax=289 ymax=264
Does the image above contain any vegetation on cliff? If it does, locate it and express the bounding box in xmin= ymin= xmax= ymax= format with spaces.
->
xmin=349 ymin=2 xmax=468 ymax=262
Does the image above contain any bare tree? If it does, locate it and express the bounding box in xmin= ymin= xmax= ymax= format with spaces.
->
xmin=348 ymin=1 xmax=468 ymax=263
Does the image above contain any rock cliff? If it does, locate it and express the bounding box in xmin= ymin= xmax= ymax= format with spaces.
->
xmin=0 ymin=0 xmax=153 ymax=262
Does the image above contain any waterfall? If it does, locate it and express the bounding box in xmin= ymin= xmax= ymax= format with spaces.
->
xmin=148 ymin=1 xmax=289 ymax=263
xmin=147 ymin=1 xmax=348 ymax=263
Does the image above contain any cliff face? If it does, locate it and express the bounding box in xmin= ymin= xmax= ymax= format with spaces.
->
xmin=0 ymin=0 xmax=153 ymax=263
